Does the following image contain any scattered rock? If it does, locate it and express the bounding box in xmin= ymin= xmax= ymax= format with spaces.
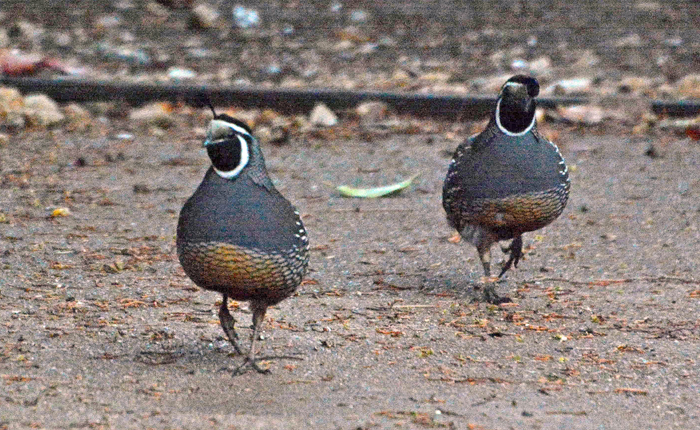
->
xmin=0 ymin=87 xmax=24 ymax=116
xmin=418 ymin=72 xmax=451 ymax=84
xmin=355 ymin=101 xmax=390 ymax=124
xmin=336 ymin=26 xmax=370 ymax=43
xmin=0 ymin=28 xmax=9 ymax=48
xmin=349 ymin=9 xmax=370 ymax=23
xmin=24 ymin=94 xmax=65 ymax=128
xmin=232 ymin=5 xmax=260 ymax=29
xmin=309 ymin=103 xmax=338 ymax=127
xmin=254 ymin=111 xmax=290 ymax=145
xmin=635 ymin=2 xmax=661 ymax=12
xmin=50 ymin=207 xmax=71 ymax=218
xmin=510 ymin=58 xmax=528 ymax=71
xmin=64 ymin=103 xmax=92 ymax=132
xmin=167 ymin=67 xmax=197 ymax=81
xmin=390 ymin=68 xmax=411 ymax=87
xmin=0 ymin=86 xmax=25 ymax=129
xmin=129 ymin=102 xmax=175 ymax=129
xmin=190 ymin=3 xmax=220 ymax=29
xmin=545 ymin=77 xmax=593 ymax=96
xmin=676 ymin=74 xmax=700 ymax=99
xmin=133 ymin=184 xmax=152 ymax=194
xmin=644 ymin=143 xmax=660 ymax=159
xmin=555 ymin=105 xmax=606 ymax=125
xmin=618 ymin=76 xmax=656 ymax=95
xmin=528 ymin=56 xmax=553 ymax=77
xmin=10 ymin=20 xmax=44 ymax=43
xmin=657 ymin=116 xmax=700 ymax=136
xmin=614 ymin=33 xmax=643 ymax=48
xmin=472 ymin=74 xmax=514 ymax=94
xmin=572 ymin=50 xmax=600 ymax=70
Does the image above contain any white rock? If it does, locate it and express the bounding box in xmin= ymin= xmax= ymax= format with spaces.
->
xmin=129 ymin=102 xmax=175 ymax=128
xmin=64 ymin=103 xmax=92 ymax=131
xmin=309 ymin=103 xmax=338 ymax=127
xmin=0 ymin=87 xmax=25 ymax=129
xmin=167 ymin=67 xmax=197 ymax=80
xmin=528 ymin=56 xmax=552 ymax=76
xmin=24 ymin=94 xmax=65 ymax=128
xmin=573 ymin=50 xmax=600 ymax=70
xmin=355 ymin=101 xmax=389 ymax=124
xmin=618 ymin=76 xmax=656 ymax=95
xmin=676 ymin=74 xmax=700 ymax=99
xmin=191 ymin=3 xmax=220 ymax=29
xmin=544 ymin=77 xmax=593 ymax=96
xmin=233 ymin=5 xmax=260 ymax=29
xmin=556 ymin=105 xmax=605 ymax=125
xmin=614 ymin=34 xmax=642 ymax=48
xmin=0 ymin=87 xmax=24 ymax=114
xmin=635 ymin=2 xmax=661 ymax=12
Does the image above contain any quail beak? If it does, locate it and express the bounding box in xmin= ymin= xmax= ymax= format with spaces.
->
xmin=502 ymin=84 xmax=534 ymax=111
xmin=204 ymin=119 xmax=232 ymax=147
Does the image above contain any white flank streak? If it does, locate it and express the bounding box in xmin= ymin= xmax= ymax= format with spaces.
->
xmin=495 ymin=98 xmax=536 ymax=137
xmin=214 ymin=134 xmax=250 ymax=179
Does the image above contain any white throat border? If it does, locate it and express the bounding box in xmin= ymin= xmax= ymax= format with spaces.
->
xmin=495 ymin=98 xmax=536 ymax=137
xmin=212 ymin=127 xmax=251 ymax=179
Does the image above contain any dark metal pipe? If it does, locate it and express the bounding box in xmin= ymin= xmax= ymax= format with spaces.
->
xmin=651 ymin=100 xmax=700 ymax=117
xmin=0 ymin=77 xmax=595 ymax=120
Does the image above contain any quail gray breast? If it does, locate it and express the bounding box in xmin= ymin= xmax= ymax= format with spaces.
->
xmin=177 ymin=112 xmax=309 ymax=374
xmin=442 ymin=75 xmax=569 ymax=302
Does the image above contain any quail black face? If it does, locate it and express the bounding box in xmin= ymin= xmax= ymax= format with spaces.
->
xmin=496 ymin=75 xmax=540 ymax=135
xmin=204 ymin=117 xmax=253 ymax=178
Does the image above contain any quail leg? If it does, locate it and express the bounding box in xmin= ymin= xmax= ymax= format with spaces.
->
xmin=499 ymin=235 xmax=523 ymax=277
xmin=476 ymin=242 xmax=492 ymax=277
xmin=218 ymin=294 xmax=243 ymax=355
xmin=474 ymin=241 xmax=509 ymax=303
xmin=233 ymin=302 xmax=271 ymax=375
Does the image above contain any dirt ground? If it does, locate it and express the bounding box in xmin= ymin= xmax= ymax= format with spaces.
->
xmin=1 ymin=1 xmax=700 ymax=429
xmin=1 ymin=123 xmax=699 ymax=429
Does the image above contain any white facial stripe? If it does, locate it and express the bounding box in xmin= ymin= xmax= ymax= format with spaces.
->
xmin=495 ymin=98 xmax=536 ymax=137
xmin=213 ymin=134 xmax=250 ymax=179
xmin=226 ymin=121 xmax=253 ymax=139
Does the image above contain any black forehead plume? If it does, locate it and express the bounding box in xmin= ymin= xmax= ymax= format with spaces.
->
xmin=504 ymin=75 xmax=540 ymax=98
xmin=192 ymin=92 xmax=254 ymax=135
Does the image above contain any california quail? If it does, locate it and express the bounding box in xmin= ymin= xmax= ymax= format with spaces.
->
xmin=442 ymin=75 xmax=569 ymax=301
xmin=177 ymin=110 xmax=309 ymax=374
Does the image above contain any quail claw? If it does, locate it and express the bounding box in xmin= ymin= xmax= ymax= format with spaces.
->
xmin=232 ymin=358 xmax=271 ymax=376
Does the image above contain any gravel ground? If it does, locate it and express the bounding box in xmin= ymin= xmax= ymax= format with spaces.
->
xmin=1 ymin=0 xmax=700 ymax=98
xmin=1 ymin=1 xmax=700 ymax=429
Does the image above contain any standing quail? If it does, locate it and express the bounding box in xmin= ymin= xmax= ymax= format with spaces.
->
xmin=177 ymin=110 xmax=309 ymax=374
xmin=442 ymin=75 xmax=569 ymax=301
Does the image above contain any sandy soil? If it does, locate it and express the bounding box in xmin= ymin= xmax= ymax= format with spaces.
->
xmin=0 ymin=123 xmax=698 ymax=429
xmin=1 ymin=1 xmax=700 ymax=429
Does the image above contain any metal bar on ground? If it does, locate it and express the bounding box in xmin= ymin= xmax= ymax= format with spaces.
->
xmin=0 ymin=77 xmax=595 ymax=120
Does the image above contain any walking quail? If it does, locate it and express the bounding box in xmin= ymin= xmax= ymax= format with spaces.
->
xmin=177 ymin=110 xmax=309 ymax=374
xmin=442 ymin=75 xmax=569 ymax=301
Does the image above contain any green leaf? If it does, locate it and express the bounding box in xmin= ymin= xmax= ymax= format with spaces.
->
xmin=336 ymin=175 xmax=419 ymax=198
